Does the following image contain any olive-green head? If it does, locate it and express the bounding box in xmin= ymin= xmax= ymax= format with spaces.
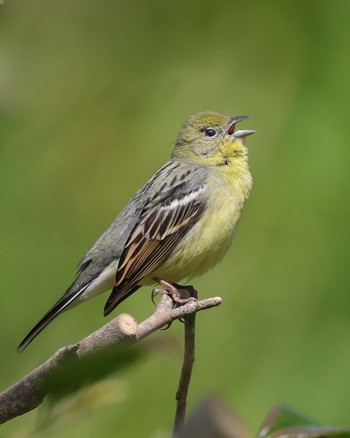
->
xmin=173 ymin=111 xmax=255 ymax=166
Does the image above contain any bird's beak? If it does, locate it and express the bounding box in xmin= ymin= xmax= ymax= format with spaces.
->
xmin=227 ymin=115 xmax=256 ymax=138
xmin=233 ymin=129 xmax=256 ymax=138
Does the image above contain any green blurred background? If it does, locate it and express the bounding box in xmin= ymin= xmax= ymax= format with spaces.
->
xmin=1 ymin=0 xmax=350 ymax=436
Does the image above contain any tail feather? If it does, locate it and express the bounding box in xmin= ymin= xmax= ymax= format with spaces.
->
xmin=17 ymin=283 xmax=91 ymax=352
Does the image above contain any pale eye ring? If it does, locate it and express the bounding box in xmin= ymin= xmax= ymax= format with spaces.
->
xmin=204 ymin=128 xmax=217 ymax=138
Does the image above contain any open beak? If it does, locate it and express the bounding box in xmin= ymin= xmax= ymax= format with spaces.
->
xmin=227 ymin=115 xmax=256 ymax=138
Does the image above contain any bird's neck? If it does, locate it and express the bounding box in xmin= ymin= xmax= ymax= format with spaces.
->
xmin=217 ymin=154 xmax=252 ymax=199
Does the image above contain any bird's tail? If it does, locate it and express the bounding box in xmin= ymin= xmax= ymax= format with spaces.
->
xmin=17 ymin=283 xmax=91 ymax=352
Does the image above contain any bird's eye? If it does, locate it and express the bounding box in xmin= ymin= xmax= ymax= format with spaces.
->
xmin=204 ymin=128 xmax=217 ymax=138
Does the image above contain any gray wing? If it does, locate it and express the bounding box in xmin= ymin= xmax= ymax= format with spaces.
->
xmin=73 ymin=160 xmax=182 ymax=291
xmin=104 ymin=160 xmax=209 ymax=315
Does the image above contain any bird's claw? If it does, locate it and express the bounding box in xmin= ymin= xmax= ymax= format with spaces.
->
xmin=151 ymin=288 xmax=164 ymax=306
xmin=161 ymin=321 xmax=173 ymax=331
xmin=150 ymin=279 xmax=198 ymax=308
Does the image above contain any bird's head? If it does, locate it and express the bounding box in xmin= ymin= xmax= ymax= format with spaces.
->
xmin=173 ymin=111 xmax=255 ymax=167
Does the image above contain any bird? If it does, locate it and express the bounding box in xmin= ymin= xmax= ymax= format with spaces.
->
xmin=17 ymin=111 xmax=254 ymax=352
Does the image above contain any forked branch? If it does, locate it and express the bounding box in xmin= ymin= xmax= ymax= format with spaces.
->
xmin=0 ymin=295 xmax=222 ymax=425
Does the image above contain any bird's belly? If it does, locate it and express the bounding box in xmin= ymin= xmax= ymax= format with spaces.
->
xmin=79 ymin=259 xmax=119 ymax=301
xmin=149 ymin=194 xmax=243 ymax=283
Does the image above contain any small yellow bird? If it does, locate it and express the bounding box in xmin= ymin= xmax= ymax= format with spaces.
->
xmin=18 ymin=111 xmax=254 ymax=351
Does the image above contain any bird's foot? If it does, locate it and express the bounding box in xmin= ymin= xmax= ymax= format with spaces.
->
xmin=151 ymin=279 xmax=198 ymax=330
xmin=151 ymin=278 xmax=198 ymax=307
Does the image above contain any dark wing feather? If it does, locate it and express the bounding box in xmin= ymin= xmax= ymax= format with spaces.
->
xmin=103 ymin=187 xmax=206 ymax=315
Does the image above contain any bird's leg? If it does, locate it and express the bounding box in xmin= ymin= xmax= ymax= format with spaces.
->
xmin=151 ymin=279 xmax=198 ymax=330
xmin=151 ymin=278 xmax=198 ymax=306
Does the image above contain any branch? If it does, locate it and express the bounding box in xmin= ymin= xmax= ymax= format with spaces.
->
xmin=0 ymin=295 xmax=222 ymax=425
xmin=173 ymin=311 xmax=196 ymax=436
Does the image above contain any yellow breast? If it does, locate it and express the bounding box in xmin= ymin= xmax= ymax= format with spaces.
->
xmin=148 ymin=165 xmax=252 ymax=283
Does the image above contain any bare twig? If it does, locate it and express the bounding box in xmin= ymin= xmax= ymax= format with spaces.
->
xmin=173 ymin=312 xmax=196 ymax=437
xmin=0 ymin=295 xmax=222 ymax=425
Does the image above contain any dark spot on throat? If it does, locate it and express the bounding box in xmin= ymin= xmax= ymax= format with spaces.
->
xmin=217 ymin=158 xmax=230 ymax=166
